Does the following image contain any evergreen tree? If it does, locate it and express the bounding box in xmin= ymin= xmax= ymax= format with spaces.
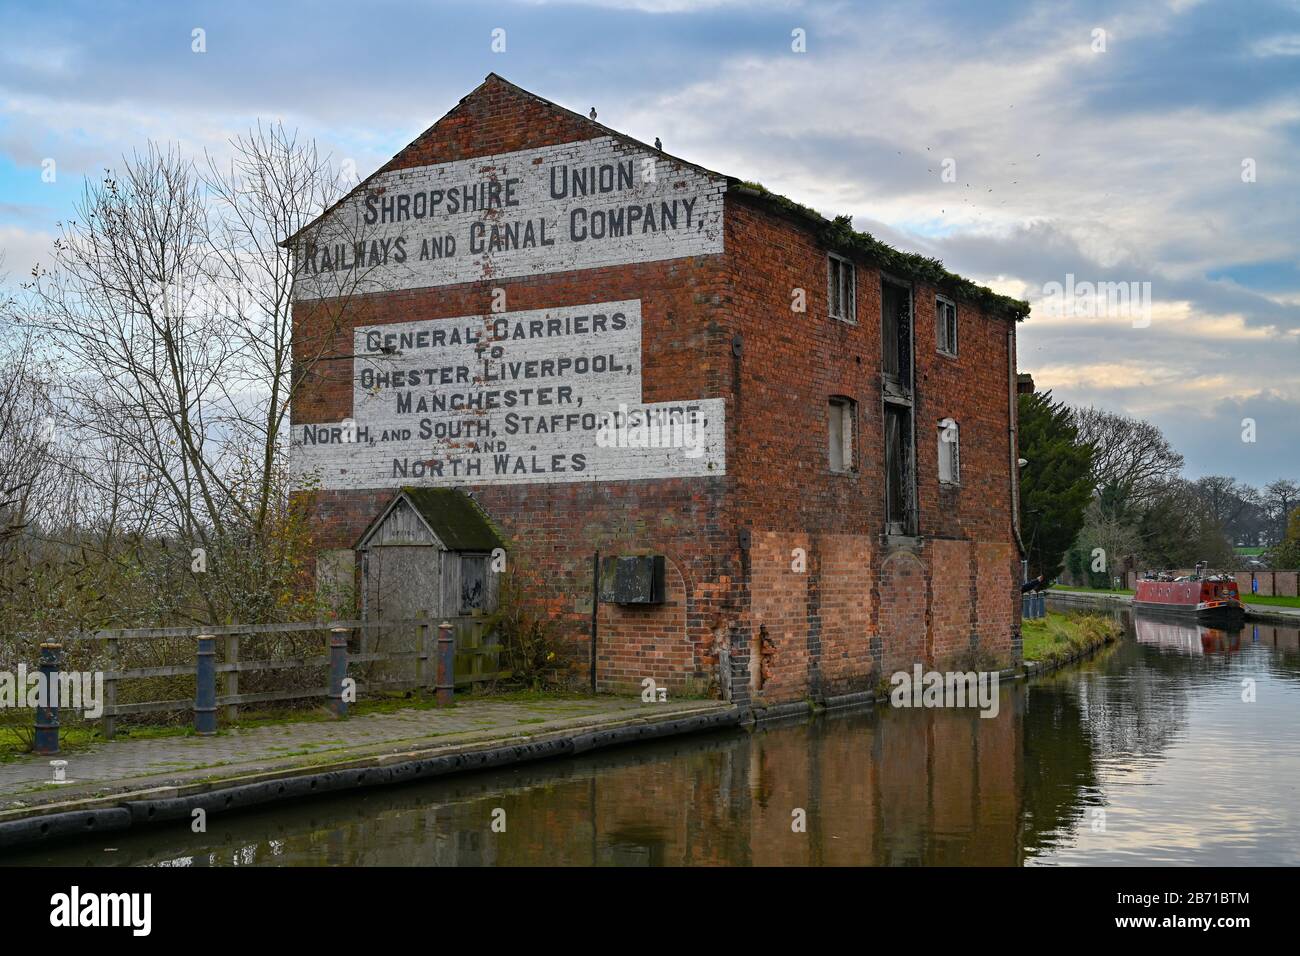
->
xmin=1018 ymin=391 xmax=1096 ymax=580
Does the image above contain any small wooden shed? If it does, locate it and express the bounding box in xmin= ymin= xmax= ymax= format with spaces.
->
xmin=356 ymin=487 xmax=505 ymax=622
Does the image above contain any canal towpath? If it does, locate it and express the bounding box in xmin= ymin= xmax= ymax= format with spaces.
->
xmin=0 ymin=694 xmax=738 ymax=849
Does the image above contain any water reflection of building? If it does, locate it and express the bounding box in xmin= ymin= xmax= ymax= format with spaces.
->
xmin=22 ymin=682 xmax=1129 ymax=867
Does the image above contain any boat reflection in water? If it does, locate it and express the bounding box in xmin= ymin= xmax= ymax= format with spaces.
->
xmin=1132 ymin=613 xmax=1240 ymax=656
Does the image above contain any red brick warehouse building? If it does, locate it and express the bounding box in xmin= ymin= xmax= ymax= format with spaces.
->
xmin=288 ymin=74 xmax=1030 ymax=707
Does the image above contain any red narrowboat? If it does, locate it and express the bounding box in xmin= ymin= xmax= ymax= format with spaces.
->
xmin=1133 ymin=568 xmax=1245 ymax=625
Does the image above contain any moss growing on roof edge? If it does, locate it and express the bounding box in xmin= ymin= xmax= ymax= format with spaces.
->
xmin=731 ymin=180 xmax=1030 ymax=322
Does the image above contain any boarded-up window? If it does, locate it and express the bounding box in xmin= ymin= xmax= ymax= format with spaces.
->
xmin=828 ymin=397 xmax=855 ymax=472
xmin=938 ymin=418 xmax=960 ymax=484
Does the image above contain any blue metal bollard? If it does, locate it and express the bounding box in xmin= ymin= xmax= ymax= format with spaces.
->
xmin=435 ymin=621 xmax=455 ymax=707
xmin=327 ymin=626 xmax=350 ymax=718
xmin=34 ymin=642 xmax=62 ymax=755
xmin=194 ymin=634 xmax=218 ymax=736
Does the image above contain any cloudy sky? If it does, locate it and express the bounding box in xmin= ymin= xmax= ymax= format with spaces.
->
xmin=1 ymin=0 xmax=1297 ymax=486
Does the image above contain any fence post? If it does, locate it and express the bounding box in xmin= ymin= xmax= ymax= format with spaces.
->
xmin=328 ymin=626 xmax=351 ymax=718
xmin=34 ymin=641 xmax=62 ymax=755
xmin=225 ymin=633 xmax=240 ymax=724
xmin=194 ymin=634 xmax=218 ymax=736
xmin=103 ymin=636 xmax=118 ymax=741
xmin=436 ymin=621 xmax=455 ymax=707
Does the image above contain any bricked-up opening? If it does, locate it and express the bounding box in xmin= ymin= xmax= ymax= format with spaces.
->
xmin=881 ymin=279 xmax=913 ymax=392
xmin=885 ymin=404 xmax=916 ymax=535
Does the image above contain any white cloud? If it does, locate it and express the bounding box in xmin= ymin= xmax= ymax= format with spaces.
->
xmin=1252 ymin=34 xmax=1300 ymax=57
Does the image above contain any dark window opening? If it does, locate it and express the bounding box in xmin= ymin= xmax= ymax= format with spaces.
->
xmin=882 ymin=280 xmax=913 ymax=391
xmin=460 ymin=554 xmax=488 ymax=613
xmin=885 ymin=404 xmax=916 ymax=535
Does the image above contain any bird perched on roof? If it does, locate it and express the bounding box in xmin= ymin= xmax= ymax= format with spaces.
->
xmin=589 ymin=107 xmax=597 ymax=120
xmin=654 ymin=137 xmax=662 ymax=150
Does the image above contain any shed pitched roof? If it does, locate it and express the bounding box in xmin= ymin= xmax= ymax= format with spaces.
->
xmin=400 ymin=487 xmax=505 ymax=552
xmin=356 ymin=488 xmax=505 ymax=552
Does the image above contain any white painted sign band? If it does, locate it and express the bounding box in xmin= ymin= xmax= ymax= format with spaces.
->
xmin=293 ymin=136 xmax=725 ymax=299
xmin=290 ymin=299 xmax=726 ymax=490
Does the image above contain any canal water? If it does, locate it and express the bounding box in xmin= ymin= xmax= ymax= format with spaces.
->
xmin=9 ymin=610 xmax=1300 ymax=866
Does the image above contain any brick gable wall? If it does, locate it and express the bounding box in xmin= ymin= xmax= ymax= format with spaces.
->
xmin=291 ymin=77 xmax=1020 ymax=705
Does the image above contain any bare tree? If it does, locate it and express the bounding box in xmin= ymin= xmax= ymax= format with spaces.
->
xmin=1264 ymin=479 xmax=1300 ymax=546
xmin=1192 ymin=475 xmax=1258 ymax=544
xmin=18 ymin=128 xmax=384 ymax=626
xmin=201 ymin=122 xmax=370 ymax=531
xmin=1074 ymin=406 xmax=1184 ymax=520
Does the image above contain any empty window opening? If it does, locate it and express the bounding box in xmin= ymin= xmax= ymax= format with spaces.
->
xmin=885 ymin=404 xmax=916 ymax=534
xmin=882 ymin=280 xmax=913 ymax=390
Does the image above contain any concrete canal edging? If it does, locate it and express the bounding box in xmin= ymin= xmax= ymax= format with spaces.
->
xmin=0 ymin=701 xmax=741 ymax=853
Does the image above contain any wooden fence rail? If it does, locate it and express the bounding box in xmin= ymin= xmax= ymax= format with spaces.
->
xmin=35 ymin=617 xmax=506 ymax=740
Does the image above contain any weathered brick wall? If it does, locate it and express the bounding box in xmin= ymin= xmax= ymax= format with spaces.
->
xmin=293 ymin=78 xmax=741 ymax=695
xmin=931 ymin=538 xmax=974 ymax=666
xmin=720 ymin=197 xmax=1021 ymax=695
xmin=976 ymin=541 xmax=1016 ymax=662
xmin=292 ymin=75 xmax=1021 ymax=704
xmin=815 ymin=534 xmax=875 ymax=693
xmin=746 ymin=531 xmax=811 ymax=701
xmin=878 ymin=550 xmax=931 ymax=674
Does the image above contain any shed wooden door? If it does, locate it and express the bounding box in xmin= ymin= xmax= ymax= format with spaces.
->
xmin=363 ymin=545 xmax=441 ymax=686
xmin=366 ymin=546 xmax=442 ymax=620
